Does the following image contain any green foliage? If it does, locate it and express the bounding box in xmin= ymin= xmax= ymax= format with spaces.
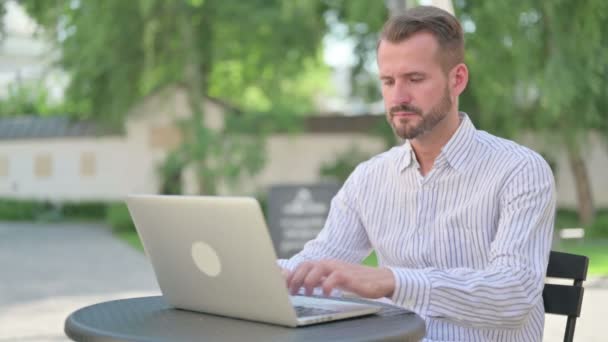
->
xmin=18 ymin=0 xmax=337 ymax=194
xmin=158 ymin=151 xmax=185 ymax=195
xmin=370 ymin=116 xmax=399 ymax=148
xmin=455 ymin=1 xmax=608 ymax=224
xmin=0 ymin=198 xmax=50 ymax=220
xmin=319 ymin=146 xmax=371 ymax=183
xmin=106 ymin=203 xmax=136 ymax=233
xmin=323 ymin=1 xmax=389 ymax=101
xmin=18 ymin=0 xmax=331 ymax=125
xmin=457 ymin=1 xmax=608 ymax=139
xmin=60 ymin=202 xmax=108 ymax=220
xmin=0 ymin=198 xmax=110 ymax=221
xmin=0 ymin=83 xmax=71 ymax=117
xmin=256 ymin=191 xmax=269 ymax=218
xmin=555 ymin=208 xmax=580 ymax=229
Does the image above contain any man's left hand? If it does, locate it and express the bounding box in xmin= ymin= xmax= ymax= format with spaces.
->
xmin=285 ymin=259 xmax=395 ymax=299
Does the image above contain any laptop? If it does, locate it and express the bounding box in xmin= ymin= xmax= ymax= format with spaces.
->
xmin=125 ymin=194 xmax=382 ymax=327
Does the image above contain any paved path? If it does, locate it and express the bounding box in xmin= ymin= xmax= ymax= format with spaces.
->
xmin=0 ymin=222 xmax=160 ymax=341
xmin=0 ymin=221 xmax=606 ymax=341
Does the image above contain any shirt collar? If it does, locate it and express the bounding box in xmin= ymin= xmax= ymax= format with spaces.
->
xmin=398 ymin=140 xmax=416 ymax=172
xmin=397 ymin=112 xmax=476 ymax=173
xmin=439 ymin=112 xmax=476 ymax=172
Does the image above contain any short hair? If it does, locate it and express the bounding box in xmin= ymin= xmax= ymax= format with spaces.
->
xmin=378 ymin=6 xmax=464 ymax=72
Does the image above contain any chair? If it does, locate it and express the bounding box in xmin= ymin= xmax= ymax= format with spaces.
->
xmin=543 ymin=251 xmax=589 ymax=342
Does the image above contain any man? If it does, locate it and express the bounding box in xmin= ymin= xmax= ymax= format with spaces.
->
xmin=279 ymin=5 xmax=555 ymax=342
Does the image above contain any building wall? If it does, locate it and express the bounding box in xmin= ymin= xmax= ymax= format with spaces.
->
xmin=231 ymin=133 xmax=387 ymax=195
xmin=0 ymin=137 xmax=129 ymax=200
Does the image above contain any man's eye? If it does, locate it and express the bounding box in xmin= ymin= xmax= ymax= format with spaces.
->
xmin=411 ymin=78 xmax=423 ymax=83
xmin=383 ymin=80 xmax=394 ymax=86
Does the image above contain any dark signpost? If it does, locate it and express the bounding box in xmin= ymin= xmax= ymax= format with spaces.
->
xmin=267 ymin=183 xmax=341 ymax=259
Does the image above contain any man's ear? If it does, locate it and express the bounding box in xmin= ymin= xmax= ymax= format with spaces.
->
xmin=450 ymin=63 xmax=469 ymax=97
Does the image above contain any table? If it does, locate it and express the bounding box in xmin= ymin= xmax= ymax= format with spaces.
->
xmin=65 ymin=296 xmax=426 ymax=341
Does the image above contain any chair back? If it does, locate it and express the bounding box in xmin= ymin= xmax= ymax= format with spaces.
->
xmin=543 ymin=251 xmax=589 ymax=342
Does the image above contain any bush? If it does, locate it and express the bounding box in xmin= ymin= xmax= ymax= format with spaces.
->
xmin=0 ymin=198 xmax=119 ymax=222
xmin=60 ymin=202 xmax=108 ymax=220
xmin=0 ymin=199 xmax=51 ymax=220
xmin=106 ymin=203 xmax=136 ymax=233
xmin=319 ymin=146 xmax=370 ymax=183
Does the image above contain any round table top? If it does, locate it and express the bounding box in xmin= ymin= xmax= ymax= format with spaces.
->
xmin=65 ymin=296 xmax=426 ymax=342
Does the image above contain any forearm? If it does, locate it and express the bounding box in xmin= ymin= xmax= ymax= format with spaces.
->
xmin=389 ymin=263 xmax=544 ymax=329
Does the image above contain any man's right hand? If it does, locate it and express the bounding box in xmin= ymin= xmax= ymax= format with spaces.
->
xmin=286 ymin=259 xmax=395 ymax=298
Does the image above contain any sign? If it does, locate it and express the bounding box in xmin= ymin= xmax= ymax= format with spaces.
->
xmin=267 ymin=183 xmax=341 ymax=259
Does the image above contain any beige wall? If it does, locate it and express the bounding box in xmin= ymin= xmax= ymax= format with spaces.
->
xmin=257 ymin=133 xmax=385 ymax=186
xmin=0 ymin=137 xmax=129 ymax=200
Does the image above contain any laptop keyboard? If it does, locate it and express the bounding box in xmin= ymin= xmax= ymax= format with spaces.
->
xmin=294 ymin=305 xmax=340 ymax=318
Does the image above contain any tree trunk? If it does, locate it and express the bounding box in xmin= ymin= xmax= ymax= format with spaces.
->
xmin=178 ymin=0 xmax=215 ymax=195
xmin=566 ymin=144 xmax=595 ymax=225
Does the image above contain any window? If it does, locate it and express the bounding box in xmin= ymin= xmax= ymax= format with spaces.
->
xmin=149 ymin=125 xmax=182 ymax=149
xmin=34 ymin=153 xmax=53 ymax=178
xmin=80 ymin=152 xmax=96 ymax=177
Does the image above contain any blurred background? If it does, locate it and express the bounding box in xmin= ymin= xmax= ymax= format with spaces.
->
xmin=0 ymin=0 xmax=607 ymax=341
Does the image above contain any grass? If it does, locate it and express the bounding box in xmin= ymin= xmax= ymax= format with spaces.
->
xmin=362 ymin=252 xmax=378 ymax=267
xmin=553 ymin=239 xmax=608 ymax=276
xmin=116 ymin=230 xmax=144 ymax=252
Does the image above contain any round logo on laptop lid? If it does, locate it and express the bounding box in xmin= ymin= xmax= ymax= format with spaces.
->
xmin=191 ymin=241 xmax=222 ymax=277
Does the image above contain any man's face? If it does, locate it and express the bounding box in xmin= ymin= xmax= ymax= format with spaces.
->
xmin=378 ymin=32 xmax=454 ymax=140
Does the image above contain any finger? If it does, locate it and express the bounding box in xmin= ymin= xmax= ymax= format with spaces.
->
xmin=288 ymin=262 xmax=314 ymax=295
xmin=280 ymin=267 xmax=290 ymax=286
xmin=322 ymin=270 xmax=348 ymax=297
xmin=302 ymin=264 xmax=329 ymax=296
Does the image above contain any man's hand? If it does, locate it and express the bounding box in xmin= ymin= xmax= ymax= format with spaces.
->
xmin=286 ymin=259 xmax=395 ymax=299
xmin=280 ymin=267 xmax=290 ymax=287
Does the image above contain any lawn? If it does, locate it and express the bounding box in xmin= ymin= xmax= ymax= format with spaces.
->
xmin=116 ymin=230 xmax=144 ymax=252
xmin=553 ymin=239 xmax=608 ymax=275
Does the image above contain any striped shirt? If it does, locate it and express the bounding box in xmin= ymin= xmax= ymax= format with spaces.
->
xmin=279 ymin=113 xmax=556 ymax=342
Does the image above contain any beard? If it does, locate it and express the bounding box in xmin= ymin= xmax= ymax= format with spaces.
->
xmin=387 ymin=87 xmax=453 ymax=140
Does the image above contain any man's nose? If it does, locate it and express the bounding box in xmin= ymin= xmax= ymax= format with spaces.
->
xmin=390 ymin=81 xmax=413 ymax=105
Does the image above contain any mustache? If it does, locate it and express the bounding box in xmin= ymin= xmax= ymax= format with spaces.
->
xmin=389 ymin=104 xmax=422 ymax=116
